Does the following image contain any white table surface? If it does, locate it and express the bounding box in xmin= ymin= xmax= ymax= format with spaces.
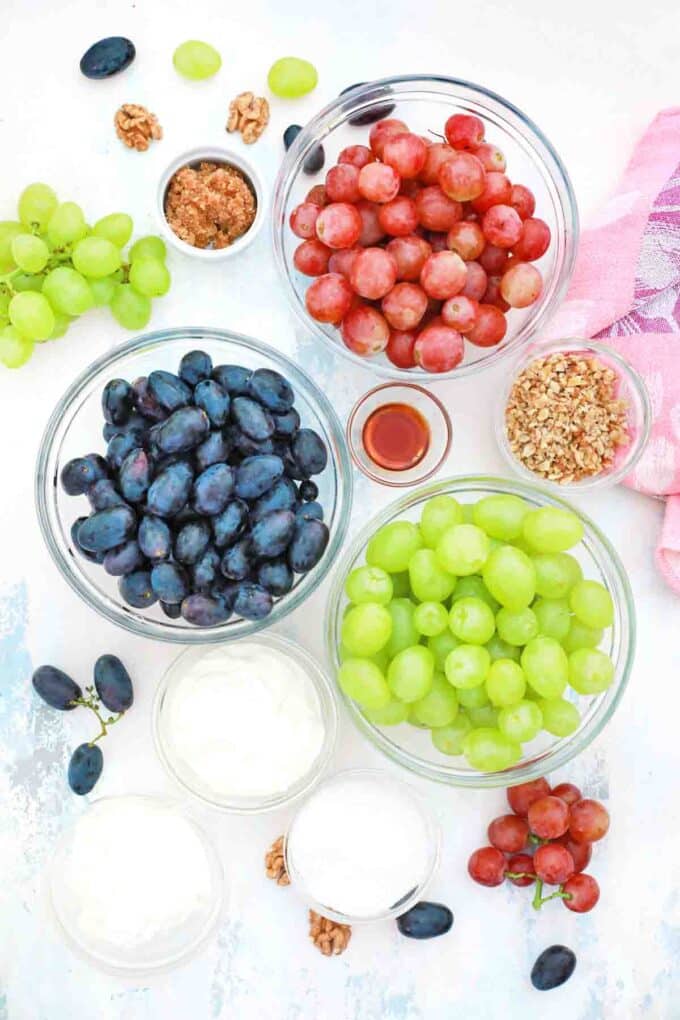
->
xmin=1 ymin=0 xmax=679 ymax=1017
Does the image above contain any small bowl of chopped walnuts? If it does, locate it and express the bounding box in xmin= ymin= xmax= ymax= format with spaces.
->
xmin=496 ymin=339 xmax=651 ymax=491
xmin=157 ymin=146 xmax=266 ymax=259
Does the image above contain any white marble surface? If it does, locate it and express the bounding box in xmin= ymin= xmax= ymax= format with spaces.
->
xmin=1 ymin=0 xmax=679 ymax=1017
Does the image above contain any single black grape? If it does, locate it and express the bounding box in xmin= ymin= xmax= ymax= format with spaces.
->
xmin=80 ymin=37 xmax=135 ymax=79
xmin=87 ymin=478 xmax=126 ymax=511
xmin=103 ymin=539 xmax=145 ymax=577
xmin=147 ymin=370 xmax=192 ymax=412
xmin=61 ymin=454 xmax=109 ymax=495
xmin=77 ymin=506 xmax=137 ymax=554
xmin=181 ymin=593 xmax=230 ymax=626
xmin=340 ymin=82 xmax=396 ymax=125
xmin=283 ymin=124 xmax=303 ymax=149
xmin=303 ymin=144 xmax=325 ymax=175
xmin=119 ymin=570 xmax=157 ymax=609
xmin=531 ymin=946 xmax=577 ymax=991
xmin=396 ymin=902 xmax=453 ymax=940
xmin=299 ymin=479 xmax=318 ymax=502
xmin=94 ymin=654 xmax=133 ymax=712
xmin=32 ymin=665 xmax=82 ymax=711
xmin=118 ymin=448 xmax=152 ymax=502
xmin=68 ymin=743 xmax=104 ymax=795
xmin=179 ymin=349 xmax=212 ymax=387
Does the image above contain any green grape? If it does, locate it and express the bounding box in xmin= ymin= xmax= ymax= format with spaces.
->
xmin=18 ymin=183 xmax=57 ymax=230
xmin=522 ymin=507 xmax=584 ymax=553
xmin=533 ymin=552 xmax=583 ymax=599
xmin=12 ymin=273 xmax=44 ymax=292
xmin=482 ymin=545 xmax=536 ymax=610
xmin=173 ymin=40 xmax=222 ymax=80
xmin=436 ymin=524 xmax=490 ymax=576
xmin=457 ymin=683 xmax=490 ymax=709
xmin=129 ymin=235 xmax=167 ymax=262
xmin=451 ymin=575 xmax=499 ymax=612
xmin=129 ymin=257 xmax=171 ymax=297
xmin=449 ymin=597 xmax=496 ymax=644
xmin=427 ymin=630 xmax=459 ymax=671
xmin=387 ymin=645 xmax=434 ymax=703
xmin=89 ymin=275 xmax=118 ymax=307
xmin=43 ymin=267 xmax=94 ymax=316
xmin=48 ymin=313 xmax=71 ymax=340
xmin=466 ymin=706 xmax=500 ymax=729
xmin=419 ymin=494 xmax=463 ymax=548
xmin=485 ymin=634 xmax=521 ymax=662
xmin=408 ymin=548 xmax=455 ymax=602
xmin=11 ymin=233 xmax=48 ymax=273
xmin=345 ymin=565 xmax=393 ymax=606
xmin=486 ymin=658 xmax=526 ymax=707
xmin=267 ymin=56 xmax=318 ymax=98
xmin=533 ymin=597 xmax=571 ymax=641
xmin=341 ymin=602 xmax=392 ymax=656
xmin=411 ymin=673 xmax=459 ymax=727
xmin=569 ymin=579 xmax=614 ymax=629
xmin=496 ymin=606 xmax=538 ymax=646
xmin=462 ymin=727 xmax=519 ymax=771
xmin=47 ymin=202 xmax=87 ymax=246
xmin=364 ymin=699 xmax=410 ymax=726
xmin=72 ymin=236 xmax=121 ymax=279
xmin=93 ymin=213 xmax=133 ymax=248
xmin=472 ymin=494 xmax=528 ymax=540
xmin=0 ymin=326 xmax=34 ymax=368
xmin=110 ymin=285 xmax=151 ymax=329
xmin=366 ymin=520 xmax=422 ymax=573
xmin=444 ymin=644 xmax=490 ymax=689
xmin=521 ymin=636 xmax=569 ymax=698
xmin=498 ymin=699 xmax=543 ymax=743
xmin=0 ymin=222 xmax=25 ymax=272
xmin=8 ymin=291 xmax=54 ymax=341
xmin=413 ymin=601 xmax=449 ymax=637
xmin=431 ymin=713 xmax=472 ymax=755
xmin=568 ymin=648 xmax=614 ymax=695
xmin=563 ymin=619 xmax=603 ymax=652
xmin=390 ymin=571 xmax=410 ymax=597
xmin=338 ymin=658 xmax=391 ymax=709
xmin=538 ymin=697 xmax=580 ymax=736
xmin=385 ymin=598 xmax=419 ymax=658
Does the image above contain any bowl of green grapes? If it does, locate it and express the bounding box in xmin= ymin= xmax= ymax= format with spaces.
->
xmin=326 ymin=476 xmax=635 ymax=788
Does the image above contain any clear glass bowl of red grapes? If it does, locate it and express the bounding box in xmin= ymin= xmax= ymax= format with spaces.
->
xmin=273 ymin=75 xmax=578 ymax=380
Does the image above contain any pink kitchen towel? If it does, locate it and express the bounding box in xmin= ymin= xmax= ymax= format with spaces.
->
xmin=546 ymin=108 xmax=680 ymax=593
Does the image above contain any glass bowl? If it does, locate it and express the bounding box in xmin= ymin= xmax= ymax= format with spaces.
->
xmin=325 ymin=475 xmax=635 ymax=788
xmin=495 ymin=338 xmax=652 ymax=491
xmin=272 ymin=75 xmax=578 ymax=382
xmin=153 ymin=633 xmax=338 ymax=813
xmin=35 ymin=327 xmax=353 ymax=643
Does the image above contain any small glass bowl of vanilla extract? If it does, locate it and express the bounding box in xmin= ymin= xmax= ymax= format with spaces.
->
xmin=347 ymin=383 xmax=452 ymax=487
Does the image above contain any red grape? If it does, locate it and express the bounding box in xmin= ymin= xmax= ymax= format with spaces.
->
xmin=479 ymin=244 xmax=508 ymax=275
xmin=551 ymin=783 xmax=582 ymax=807
xmin=487 ymin=814 xmax=529 ymax=853
xmin=415 ymin=186 xmax=462 ymax=231
xmin=350 ymin=247 xmax=398 ymax=300
xmin=471 ymin=172 xmax=512 ymax=214
xmin=467 ymin=846 xmax=506 ymax=887
xmin=562 ymin=873 xmax=600 ymax=913
xmin=387 ymin=235 xmax=432 ymax=281
xmin=465 ymin=303 xmax=507 ymax=346
xmin=381 ymin=282 xmax=428 ymax=331
xmin=506 ymin=853 xmax=536 ymax=887
xmin=378 ymin=196 xmax=419 ymax=237
xmin=315 ymin=203 xmax=362 ymax=249
xmin=325 ymin=164 xmax=361 ymax=204
xmin=355 ymin=200 xmax=385 ymax=246
xmin=305 ymin=273 xmax=354 ymax=323
xmin=383 ymin=132 xmax=428 ymax=179
xmin=305 ymin=184 xmax=328 ymax=207
xmin=445 ymin=113 xmax=485 ymax=151
xmin=556 ymin=835 xmax=592 ymax=873
xmin=474 ymin=142 xmax=507 ymax=172
xmin=533 ymin=843 xmax=575 ymax=885
xmin=327 ymin=247 xmax=361 ymax=279
xmin=386 ymin=329 xmax=417 ymax=368
xmin=439 ymin=152 xmax=486 ymax=202
xmin=369 ymin=118 xmax=409 ymax=159
xmin=341 ymin=304 xmax=389 ymax=355
xmin=420 ymin=251 xmax=467 ymax=300
xmin=527 ymin=796 xmax=570 ymax=840
xmin=482 ymin=204 xmax=523 ymax=248
xmin=289 ymin=202 xmax=321 ymax=240
xmin=513 ymin=217 xmax=551 ymax=261
xmin=414 ymin=323 xmax=464 ymax=372
xmin=509 ymin=184 xmax=536 ymax=220
xmin=293 ymin=239 xmax=331 ymax=276
xmin=568 ymin=799 xmax=610 ymax=844
xmin=460 ymin=261 xmax=487 ymax=301
xmin=441 ymin=294 xmax=479 ymax=332
xmin=500 ymin=262 xmax=542 ymax=308
xmin=507 ymin=778 xmax=551 ymax=816
xmin=446 ymin=221 xmax=485 ymax=261
xmin=358 ymin=162 xmax=401 ymax=204
xmin=338 ymin=144 xmax=374 ymax=169
xmin=482 ymin=275 xmax=510 ymax=312
xmin=420 ymin=142 xmax=455 ymax=185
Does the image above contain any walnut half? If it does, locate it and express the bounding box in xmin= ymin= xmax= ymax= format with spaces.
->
xmin=226 ymin=91 xmax=270 ymax=144
xmin=114 ymin=103 xmax=163 ymax=152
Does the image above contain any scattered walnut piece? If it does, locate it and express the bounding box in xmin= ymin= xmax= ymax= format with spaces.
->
xmin=114 ymin=103 xmax=162 ymax=152
xmin=226 ymin=91 xmax=270 ymax=144
xmin=265 ymin=836 xmax=290 ymax=887
xmin=164 ymin=161 xmax=256 ymax=249
xmin=505 ymin=352 xmax=630 ymax=483
xmin=309 ymin=910 xmax=352 ymax=957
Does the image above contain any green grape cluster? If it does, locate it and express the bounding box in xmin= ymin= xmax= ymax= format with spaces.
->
xmin=338 ymin=494 xmax=617 ymax=773
xmin=0 ymin=183 xmax=171 ymax=369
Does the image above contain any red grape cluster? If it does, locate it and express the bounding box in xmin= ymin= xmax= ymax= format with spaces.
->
xmin=467 ymin=777 xmax=609 ymax=913
xmin=289 ymin=113 xmax=551 ymax=373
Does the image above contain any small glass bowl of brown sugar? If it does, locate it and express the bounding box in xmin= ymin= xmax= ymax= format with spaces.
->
xmin=157 ymin=146 xmax=266 ymax=259
xmin=495 ymin=339 xmax=651 ymax=491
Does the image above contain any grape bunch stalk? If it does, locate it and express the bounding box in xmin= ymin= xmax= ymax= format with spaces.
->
xmin=0 ymin=182 xmax=171 ymax=368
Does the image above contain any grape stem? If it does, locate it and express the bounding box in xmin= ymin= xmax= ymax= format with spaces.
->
xmin=531 ymin=877 xmax=572 ymax=910
xmin=70 ymin=688 xmax=125 ymax=746
xmin=427 ymin=129 xmax=446 ymax=141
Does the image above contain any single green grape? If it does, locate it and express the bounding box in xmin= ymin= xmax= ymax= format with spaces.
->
xmin=419 ymin=494 xmax=463 ymax=548
xmin=48 ymin=313 xmax=71 ymax=340
xmin=268 ymin=56 xmax=318 ymax=98
xmin=427 ymin=629 xmax=459 ymax=671
xmin=0 ymin=326 xmax=34 ymax=368
xmin=473 ymin=494 xmax=528 ymax=540
xmin=18 ymin=183 xmax=57 ymax=231
xmin=408 ymin=547 xmax=455 ymax=602
xmin=532 ymin=552 xmax=583 ymax=599
xmin=498 ymin=699 xmax=543 ymax=743
xmin=457 ymin=683 xmax=490 ymax=709
xmin=341 ymin=602 xmax=392 ymax=657
xmin=129 ymin=235 xmax=167 ymax=262
xmin=444 ymin=644 xmax=490 ymax=689
xmin=485 ymin=633 xmax=521 ymax=662
xmin=413 ymin=601 xmax=449 ymax=637
xmin=451 ymin=575 xmax=499 ymax=612
xmin=89 ymin=275 xmax=118 ymax=307
xmin=129 ymin=257 xmax=170 ymax=297
xmin=387 ymin=645 xmax=435 ymax=703
xmin=366 ymin=520 xmax=422 ymax=573
xmin=482 ymin=545 xmax=536 ymax=610
xmin=390 ymin=571 xmax=411 ymax=597
xmin=462 ymin=726 xmax=519 ymax=771
xmin=533 ymin=597 xmax=571 ymax=641
xmin=496 ymin=606 xmax=539 ymax=646
xmin=568 ymin=647 xmax=614 ymax=694
xmin=569 ymin=579 xmax=614 ymax=629
xmin=431 ymin=712 xmax=472 ymax=755
xmin=173 ymin=40 xmax=222 ymax=80
xmin=563 ymin=619 xmax=603 ymax=652
xmin=72 ymin=236 xmax=121 ymax=279
xmin=411 ymin=673 xmax=459 ymax=727
xmin=47 ymin=202 xmax=87 ymax=246
xmin=43 ymin=267 xmax=94 ymax=316
xmin=385 ymin=598 xmax=419 ymax=658
xmin=486 ymin=658 xmax=526 ymax=707
xmin=8 ymin=291 xmax=54 ymax=341
xmin=538 ymin=697 xmax=580 ymax=736
xmin=522 ymin=507 xmax=584 ymax=553
xmin=0 ymin=221 xmax=26 ymax=272
xmin=93 ymin=213 xmax=133 ymax=248
xmin=364 ymin=698 xmax=410 ymax=726
xmin=449 ymin=596 xmax=496 ymax=644
xmin=436 ymin=524 xmax=490 ymax=576
xmin=11 ymin=234 xmax=48 ymax=273
xmin=466 ymin=706 xmax=500 ymax=729
xmin=110 ymin=284 xmax=151 ymax=329
xmin=338 ymin=658 xmax=391 ymax=709
xmin=521 ymin=636 xmax=569 ymax=698
xmin=345 ymin=565 xmax=393 ymax=606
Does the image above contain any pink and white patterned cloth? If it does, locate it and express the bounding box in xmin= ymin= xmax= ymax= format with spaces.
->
xmin=546 ymin=108 xmax=680 ymax=594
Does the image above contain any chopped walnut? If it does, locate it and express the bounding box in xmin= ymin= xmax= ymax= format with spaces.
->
xmin=164 ymin=161 xmax=256 ymax=249
xmin=264 ymin=836 xmax=290 ymax=887
xmin=226 ymin=91 xmax=270 ymax=144
xmin=114 ymin=103 xmax=162 ymax=152
xmin=309 ymin=910 xmax=352 ymax=957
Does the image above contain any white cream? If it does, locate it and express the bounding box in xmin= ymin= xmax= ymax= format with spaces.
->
xmin=162 ymin=642 xmax=326 ymax=800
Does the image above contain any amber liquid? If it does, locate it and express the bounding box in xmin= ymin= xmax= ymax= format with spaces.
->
xmin=362 ymin=403 xmax=430 ymax=472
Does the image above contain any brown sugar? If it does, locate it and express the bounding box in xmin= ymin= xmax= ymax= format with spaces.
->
xmin=164 ymin=161 xmax=257 ymax=249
